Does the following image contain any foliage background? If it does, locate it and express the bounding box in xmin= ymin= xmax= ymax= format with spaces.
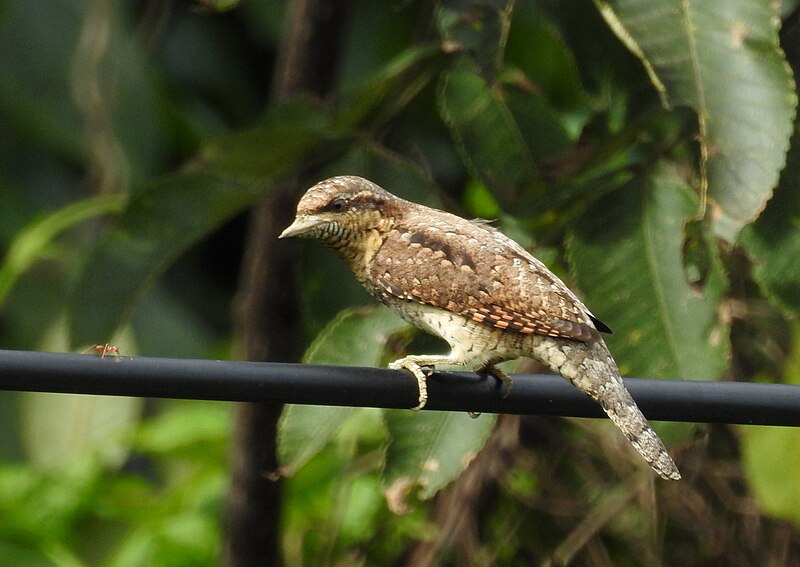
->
xmin=1 ymin=0 xmax=800 ymax=565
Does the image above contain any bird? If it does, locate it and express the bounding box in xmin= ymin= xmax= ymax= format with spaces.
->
xmin=280 ymin=175 xmax=681 ymax=480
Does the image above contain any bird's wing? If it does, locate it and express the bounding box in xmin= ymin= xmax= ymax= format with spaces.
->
xmin=368 ymin=213 xmax=606 ymax=342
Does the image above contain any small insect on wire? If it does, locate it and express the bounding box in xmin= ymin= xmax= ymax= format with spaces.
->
xmin=83 ymin=344 xmax=122 ymax=359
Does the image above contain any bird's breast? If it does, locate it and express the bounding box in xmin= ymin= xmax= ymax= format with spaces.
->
xmin=380 ymin=298 xmax=524 ymax=360
xmin=337 ymin=227 xmax=388 ymax=283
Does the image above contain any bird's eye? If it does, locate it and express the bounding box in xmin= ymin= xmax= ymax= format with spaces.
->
xmin=330 ymin=198 xmax=347 ymax=212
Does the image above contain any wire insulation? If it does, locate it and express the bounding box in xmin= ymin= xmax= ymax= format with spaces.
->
xmin=0 ymin=349 xmax=798 ymax=425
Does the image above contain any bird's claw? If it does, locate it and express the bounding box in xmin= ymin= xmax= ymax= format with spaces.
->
xmin=389 ymin=359 xmax=430 ymax=410
xmin=478 ymin=364 xmax=513 ymax=399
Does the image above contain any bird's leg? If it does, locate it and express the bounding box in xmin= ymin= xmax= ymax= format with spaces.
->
xmin=475 ymin=358 xmax=513 ymax=398
xmin=389 ymin=354 xmax=465 ymax=410
xmin=389 ymin=358 xmax=429 ymax=410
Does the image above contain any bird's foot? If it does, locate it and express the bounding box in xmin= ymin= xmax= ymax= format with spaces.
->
xmin=389 ymin=358 xmax=431 ymax=410
xmin=477 ymin=364 xmax=513 ymax=398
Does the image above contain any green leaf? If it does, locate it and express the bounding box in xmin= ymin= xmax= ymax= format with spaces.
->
xmin=383 ymin=410 xmax=496 ymax=501
xmin=0 ymin=194 xmax=126 ymax=309
xmin=740 ymin=424 xmax=800 ymax=527
xmin=740 ymin=326 xmax=800 ymax=528
xmin=21 ymin=320 xmax=143 ymax=469
xmin=0 ymin=459 xmax=100 ymax=545
xmin=199 ymin=98 xmax=337 ymax=178
xmin=437 ymin=0 xmax=515 ymax=79
xmin=134 ymin=403 xmax=231 ymax=456
xmin=0 ymin=541 xmax=59 ymax=567
xmin=596 ymin=0 xmax=797 ymax=241
xmin=740 ymin=125 xmax=800 ymax=315
xmin=20 ymin=393 xmax=143 ymax=469
xmin=502 ymin=79 xmax=573 ymax=159
xmin=438 ymin=63 xmax=537 ymax=202
xmin=334 ymin=46 xmax=444 ymax=132
xmin=278 ymin=307 xmax=409 ymax=474
xmin=67 ymin=171 xmax=265 ymax=347
xmin=568 ymin=163 xmax=728 ymax=381
xmin=505 ymin=4 xmax=589 ymax=122
xmin=302 ymin=306 xmax=408 ymax=367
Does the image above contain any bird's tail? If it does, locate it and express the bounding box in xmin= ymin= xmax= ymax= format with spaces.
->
xmin=596 ymin=377 xmax=681 ymax=480
xmin=531 ymin=337 xmax=681 ymax=480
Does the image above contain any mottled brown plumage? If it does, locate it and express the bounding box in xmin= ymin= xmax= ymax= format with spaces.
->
xmin=280 ymin=176 xmax=680 ymax=480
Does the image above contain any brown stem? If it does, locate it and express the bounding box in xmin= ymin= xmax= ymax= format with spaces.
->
xmin=222 ymin=1 xmax=350 ymax=565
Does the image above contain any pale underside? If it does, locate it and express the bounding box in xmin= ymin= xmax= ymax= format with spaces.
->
xmin=383 ymin=300 xmax=681 ymax=480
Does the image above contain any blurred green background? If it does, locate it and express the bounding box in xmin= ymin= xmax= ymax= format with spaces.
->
xmin=1 ymin=0 xmax=800 ymax=565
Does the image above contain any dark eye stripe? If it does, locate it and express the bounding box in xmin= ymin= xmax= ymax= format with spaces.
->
xmin=326 ymin=197 xmax=347 ymax=212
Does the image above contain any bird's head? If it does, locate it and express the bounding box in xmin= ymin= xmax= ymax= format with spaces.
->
xmin=280 ymin=176 xmax=397 ymax=246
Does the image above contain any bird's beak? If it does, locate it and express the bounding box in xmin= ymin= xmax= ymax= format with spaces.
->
xmin=279 ymin=215 xmax=323 ymax=239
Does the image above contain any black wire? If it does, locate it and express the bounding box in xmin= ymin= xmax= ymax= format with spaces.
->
xmin=0 ymin=349 xmax=798 ymax=426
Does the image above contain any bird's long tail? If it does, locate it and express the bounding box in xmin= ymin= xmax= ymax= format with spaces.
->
xmin=530 ymin=336 xmax=681 ymax=480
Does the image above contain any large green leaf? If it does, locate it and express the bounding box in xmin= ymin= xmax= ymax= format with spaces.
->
xmin=383 ymin=410 xmax=496 ymax=502
xmin=739 ymin=325 xmax=800 ymax=528
xmin=568 ymin=164 xmax=728 ymax=381
xmin=278 ymin=307 xmax=409 ymax=475
xmin=438 ymin=64 xmax=538 ymax=202
xmin=596 ymin=0 xmax=797 ymax=241
xmin=740 ymin=124 xmax=800 ymax=315
xmin=67 ymin=171 xmax=265 ymax=347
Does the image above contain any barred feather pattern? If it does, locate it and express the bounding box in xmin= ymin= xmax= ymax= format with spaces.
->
xmin=281 ymin=175 xmax=681 ymax=480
